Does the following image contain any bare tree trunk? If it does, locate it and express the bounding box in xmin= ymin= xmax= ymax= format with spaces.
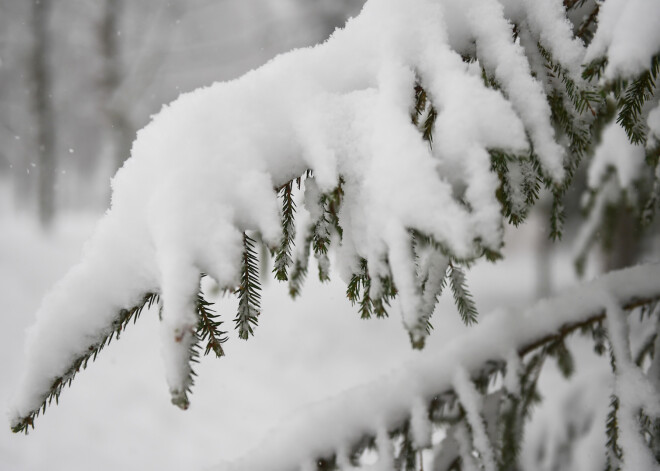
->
xmin=99 ymin=0 xmax=133 ymax=172
xmin=31 ymin=0 xmax=56 ymax=229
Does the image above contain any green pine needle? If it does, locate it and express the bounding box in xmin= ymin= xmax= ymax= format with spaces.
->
xmin=234 ymin=233 xmax=261 ymax=340
xmin=196 ymin=293 xmax=227 ymax=357
xmin=273 ymin=180 xmax=296 ymax=281
xmin=606 ymin=395 xmax=623 ymax=466
xmin=616 ymin=54 xmax=659 ymax=145
xmin=347 ymin=258 xmax=396 ymax=320
xmin=448 ymin=263 xmax=478 ymax=326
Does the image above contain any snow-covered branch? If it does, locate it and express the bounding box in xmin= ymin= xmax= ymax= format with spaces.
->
xmin=215 ymin=263 xmax=660 ymax=471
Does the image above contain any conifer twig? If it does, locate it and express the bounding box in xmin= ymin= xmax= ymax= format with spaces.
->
xmin=11 ymin=292 xmax=160 ymax=434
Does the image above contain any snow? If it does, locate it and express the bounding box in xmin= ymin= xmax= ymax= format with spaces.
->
xmin=453 ymin=366 xmax=496 ymax=471
xmin=586 ymin=0 xmax=660 ymax=79
xmin=587 ymin=122 xmax=646 ymax=190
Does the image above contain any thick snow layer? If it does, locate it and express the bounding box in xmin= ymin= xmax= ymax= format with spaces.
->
xmin=11 ymin=0 xmax=584 ymax=425
xmin=586 ymin=0 xmax=660 ymax=79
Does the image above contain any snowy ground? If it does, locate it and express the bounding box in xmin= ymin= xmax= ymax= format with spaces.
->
xmin=0 ymin=204 xmax=597 ymax=470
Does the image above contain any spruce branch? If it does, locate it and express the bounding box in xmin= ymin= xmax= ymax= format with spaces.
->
xmin=616 ymin=54 xmax=659 ymax=145
xmin=539 ymin=44 xmax=601 ymax=118
xmin=410 ymin=82 xmax=437 ymax=146
xmin=11 ymin=292 xmax=160 ymax=434
xmin=273 ymin=180 xmax=297 ymax=282
xmin=490 ymin=150 xmax=542 ymax=226
xmin=234 ymin=233 xmax=261 ymax=340
xmin=606 ymin=395 xmax=623 ymax=469
xmin=582 ymin=57 xmax=608 ymax=82
xmin=196 ymin=292 xmax=227 ymax=357
xmin=347 ymin=258 xmax=397 ymax=320
xmin=448 ymin=262 xmax=478 ymax=326
xmin=411 ymin=83 xmax=427 ymax=126
xmin=546 ymin=338 xmax=575 ymax=378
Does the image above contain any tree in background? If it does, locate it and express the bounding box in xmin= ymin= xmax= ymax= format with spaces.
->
xmin=8 ymin=0 xmax=660 ymax=470
xmin=30 ymin=0 xmax=56 ymax=228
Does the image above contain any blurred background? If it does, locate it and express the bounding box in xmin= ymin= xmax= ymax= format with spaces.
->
xmin=0 ymin=0 xmax=364 ymax=222
xmin=0 ymin=1 xmax=650 ymax=470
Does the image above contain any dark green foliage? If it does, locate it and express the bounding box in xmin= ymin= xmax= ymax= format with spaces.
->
xmin=411 ymin=84 xmax=427 ymax=126
xmin=273 ymin=180 xmax=296 ymax=281
xmin=490 ymin=150 xmax=542 ymax=226
xmin=546 ymin=339 xmax=575 ymax=378
xmin=582 ymin=57 xmax=608 ymax=82
xmin=448 ymin=263 xmax=478 ymax=326
xmin=234 ymin=233 xmax=261 ymax=339
xmin=346 ymin=258 xmax=397 ymax=320
xmin=616 ymin=55 xmax=659 ymax=145
xmin=196 ymin=292 xmax=227 ymax=357
xmin=591 ymin=320 xmax=608 ymax=356
xmin=605 ymin=395 xmax=623 ymax=470
xmin=498 ymin=393 xmax=523 ymax=471
xmin=411 ymin=83 xmax=437 ymax=146
xmin=11 ymin=292 xmax=160 ymax=434
xmin=549 ymin=188 xmax=566 ymax=241
xmin=539 ymin=45 xmax=601 ymax=242
xmin=309 ymin=177 xmax=344 ymax=283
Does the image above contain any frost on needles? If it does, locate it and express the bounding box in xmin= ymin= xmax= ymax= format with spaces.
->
xmin=8 ymin=1 xmax=660 ymax=468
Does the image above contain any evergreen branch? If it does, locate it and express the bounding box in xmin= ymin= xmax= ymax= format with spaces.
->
xmin=347 ymin=258 xmax=397 ymax=320
xmin=410 ymin=83 xmax=437 ymax=146
xmin=605 ymin=395 xmax=623 ymax=469
xmin=582 ymin=57 xmax=608 ymax=82
xmin=575 ymin=3 xmax=599 ymax=43
xmin=411 ymin=83 xmax=427 ymax=126
xmin=448 ymin=262 xmax=478 ymax=326
xmin=490 ymin=150 xmax=542 ymax=226
xmin=422 ymin=106 xmax=437 ymax=146
xmin=289 ymin=226 xmax=313 ymax=298
xmin=196 ymin=292 xmax=227 ymax=358
xmin=550 ymin=188 xmax=565 ymax=241
xmin=234 ymin=233 xmax=261 ymax=340
xmin=616 ymin=54 xmax=660 ymax=145
xmin=312 ymin=178 xmax=344 ymax=258
xmin=11 ymin=292 xmax=159 ymax=434
xmin=309 ymin=177 xmax=344 ymax=282
xmin=273 ymin=180 xmax=297 ymax=281
xmin=546 ymin=338 xmax=575 ymax=378
xmin=539 ymin=44 xmax=601 ymax=118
